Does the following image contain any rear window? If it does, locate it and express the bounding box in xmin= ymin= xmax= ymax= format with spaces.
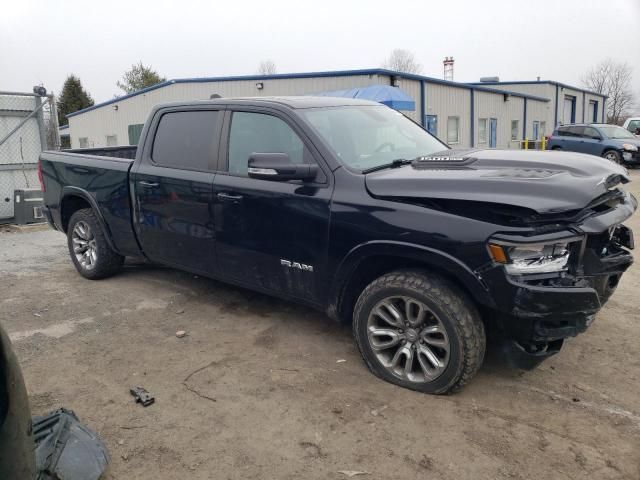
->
xmin=152 ymin=110 xmax=221 ymax=170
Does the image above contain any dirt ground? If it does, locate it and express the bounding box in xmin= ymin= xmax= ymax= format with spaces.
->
xmin=2 ymin=171 xmax=639 ymax=480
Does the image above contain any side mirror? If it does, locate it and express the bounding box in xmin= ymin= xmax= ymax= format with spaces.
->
xmin=247 ymin=153 xmax=318 ymax=181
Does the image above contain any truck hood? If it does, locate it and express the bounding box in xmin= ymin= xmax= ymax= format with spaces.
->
xmin=365 ymin=149 xmax=631 ymax=214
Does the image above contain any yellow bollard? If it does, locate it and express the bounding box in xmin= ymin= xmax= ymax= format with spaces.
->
xmin=541 ymin=137 xmax=546 ymax=150
xmin=524 ymin=139 xmax=529 ymax=150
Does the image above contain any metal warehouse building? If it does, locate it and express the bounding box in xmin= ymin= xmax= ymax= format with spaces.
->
xmin=66 ymin=69 xmax=606 ymax=151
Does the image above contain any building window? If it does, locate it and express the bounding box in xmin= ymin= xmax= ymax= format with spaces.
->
xmin=106 ymin=135 xmax=118 ymax=146
xmin=128 ymin=124 xmax=144 ymax=145
xmin=511 ymin=120 xmax=519 ymax=141
xmin=79 ymin=137 xmax=89 ymax=148
xmin=478 ymin=118 xmax=487 ymax=143
xmin=447 ymin=116 xmax=459 ymax=144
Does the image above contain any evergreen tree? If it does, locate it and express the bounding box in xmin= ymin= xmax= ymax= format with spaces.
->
xmin=56 ymin=75 xmax=94 ymax=126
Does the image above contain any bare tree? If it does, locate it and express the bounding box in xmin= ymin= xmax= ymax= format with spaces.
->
xmin=582 ymin=59 xmax=635 ymax=125
xmin=257 ymin=60 xmax=277 ymax=75
xmin=382 ymin=49 xmax=422 ymax=74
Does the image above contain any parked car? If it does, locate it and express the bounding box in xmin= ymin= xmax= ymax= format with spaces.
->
xmin=622 ymin=117 xmax=640 ymax=136
xmin=548 ymin=123 xmax=640 ymax=166
xmin=38 ymin=97 xmax=636 ymax=394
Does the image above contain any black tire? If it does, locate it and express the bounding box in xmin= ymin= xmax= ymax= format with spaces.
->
xmin=551 ymin=146 xmax=562 ymax=151
xmin=67 ymin=208 xmax=124 ymax=280
xmin=353 ymin=270 xmax=485 ymax=394
xmin=602 ymin=149 xmax=622 ymax=164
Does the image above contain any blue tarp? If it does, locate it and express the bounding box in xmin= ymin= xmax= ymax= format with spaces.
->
xmin=315 ymin=85 xmax=416 ymax=111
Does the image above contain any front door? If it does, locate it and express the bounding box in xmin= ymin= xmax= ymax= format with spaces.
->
xmin=133 ymin=108 xmax=222 ymax=273
xmin=213 ymin=109 xmax=332 ymax=303
xmin=426 ymin=115 xmax=438 ymax=137
xmin=489 ymin=118 xmax=497 ymax=148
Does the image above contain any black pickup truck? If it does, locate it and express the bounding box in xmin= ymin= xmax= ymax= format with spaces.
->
xmin=39 ymin=97 xmax=636 ymax=394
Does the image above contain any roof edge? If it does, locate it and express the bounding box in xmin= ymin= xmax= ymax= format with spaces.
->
xmin=67 ymin=68 xmax=551 ymax=118
xmin=468 ymin=80 xmax=608 ymax=99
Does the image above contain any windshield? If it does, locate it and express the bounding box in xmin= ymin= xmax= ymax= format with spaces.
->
xmin=301 ymin=105 xmax=447 ymax=171
xmin=599 ymin=125 xmax=637 ymax=139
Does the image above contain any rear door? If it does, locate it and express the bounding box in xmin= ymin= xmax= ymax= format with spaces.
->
xmin=579 ymin=126 xmax=603 ymax=156
xmin=566 ymin=126 xmax=586 ymax=153
xmin=132 ymin=107 xmax=223 ymax=273
xmin=212 ymin=107 xmax=332 ymax=303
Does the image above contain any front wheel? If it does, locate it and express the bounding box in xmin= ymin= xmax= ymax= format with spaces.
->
xmin=603 ymin=150 xmax=622 ymax=164
xmin=353 ymin=271 xmax=486 ymax=394
xmin=67 ymin=208 xmax=124 ymax=280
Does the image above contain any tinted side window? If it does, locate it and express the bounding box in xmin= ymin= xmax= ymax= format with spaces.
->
xmin=152 ymin=111 xmax=220 ymax=170
xmin=568 ymin=126 xmax=585 ymax=138
xmin=228 ymin=112 xmax=309 ymax=176
xmin=583 ymin=127 xmax=601 ymax=140
xmin=556 ymin=127 xmax=570 ymax=136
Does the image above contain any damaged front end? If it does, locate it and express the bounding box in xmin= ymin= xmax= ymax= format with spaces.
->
xmin=479 ymin=189 xmax=636 ymax=369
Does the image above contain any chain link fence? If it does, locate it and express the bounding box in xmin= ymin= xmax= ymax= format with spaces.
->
xmin=0 ymin=90 xmax=59 ymax=222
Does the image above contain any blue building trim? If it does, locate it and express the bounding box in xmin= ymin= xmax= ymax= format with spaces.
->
xmin=67 ymin=68 xmax=550 ymax=119
xmin=470 ymin=89 xmax=475 ymax=147
xmin=523 ymin=98 xmax=527 ymax=140
xmin=420 ymin=80 xmax=426 ymax=127
xmin=602 ymin=101 xmax=606 ymax=122
xmin=554 ymin=84 xmax=559 ymax=126
xmin=582 ymin=93 xmax=585 ymax=123
xmin=468 ymin=80 xmax=608 ymax=99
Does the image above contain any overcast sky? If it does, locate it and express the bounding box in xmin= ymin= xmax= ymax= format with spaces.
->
xmin=2 ymin=0 xmax=639 ymax=110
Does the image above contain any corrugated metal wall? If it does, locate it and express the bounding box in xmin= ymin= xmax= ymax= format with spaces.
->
xmin=471 ymin=82 xmax=606 ymax=129
xmin=69 ymin=74 xmax=403 ymax=148
xmin=474 ymin=92 xmax=525 ymax=149
xmin=70 ymin=74 xmax=591 ymax=152
xmin=425 ymin=84 xmax=471 ymax=147
xmin=526 ymin=99 xmax=553 ymax=139
xmin=583 ymin=92 xmax=605 ymax=123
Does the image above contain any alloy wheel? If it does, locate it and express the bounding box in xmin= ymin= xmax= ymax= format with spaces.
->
xmin=71 ymin=221 xmax=97 ymax=270
xmin=367 ymin=296 xmax=450 ymax=383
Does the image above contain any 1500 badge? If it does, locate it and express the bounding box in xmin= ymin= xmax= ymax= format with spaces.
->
xmin=280 ymin=259 xmax=314 ymax=272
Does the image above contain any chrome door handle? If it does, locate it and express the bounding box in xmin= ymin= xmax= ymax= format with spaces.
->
xmin=217 ymin=192 xmax=243 ymax=203
xmin=138 ymin=181 xmax=159 ymax=188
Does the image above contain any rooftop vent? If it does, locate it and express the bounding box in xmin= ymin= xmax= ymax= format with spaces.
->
xmin=479 ymin=76 xmax=499 ymax=83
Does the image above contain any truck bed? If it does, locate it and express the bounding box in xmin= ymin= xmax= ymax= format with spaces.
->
xmin=65 ymin=145 xmax=137 ymax=160
xmin=39 ymin=149 xmax=141 ymax=256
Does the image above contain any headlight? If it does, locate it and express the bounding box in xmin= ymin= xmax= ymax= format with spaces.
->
xmin=488 ymin=242 xmax=571 ymax=274
xmin=622 ymin=143 xmax=638 ymax=152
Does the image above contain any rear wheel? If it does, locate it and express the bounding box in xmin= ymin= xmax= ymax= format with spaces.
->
xmin=67 ymin=209 xmax=124 ymax=279
xmin=603 ymin=150 xmax=622 ymax=164
xmin=353 ymin=270 xmax=486 ymax=394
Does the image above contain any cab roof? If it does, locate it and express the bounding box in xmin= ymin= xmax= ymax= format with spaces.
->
xmin=157 ymin=96 xmax=382 ymax=110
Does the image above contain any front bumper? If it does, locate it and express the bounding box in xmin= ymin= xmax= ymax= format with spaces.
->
xmin=622 ymin=150 xmax=640 ymax=164
xmin=482 ymin=209 xmax=635 ymax=367
xmin=483 ymin=244 xmax=632 ymax=344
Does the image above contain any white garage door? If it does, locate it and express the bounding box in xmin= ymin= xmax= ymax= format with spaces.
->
xmin=563 ymin=96 xmax=574 ymax=124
